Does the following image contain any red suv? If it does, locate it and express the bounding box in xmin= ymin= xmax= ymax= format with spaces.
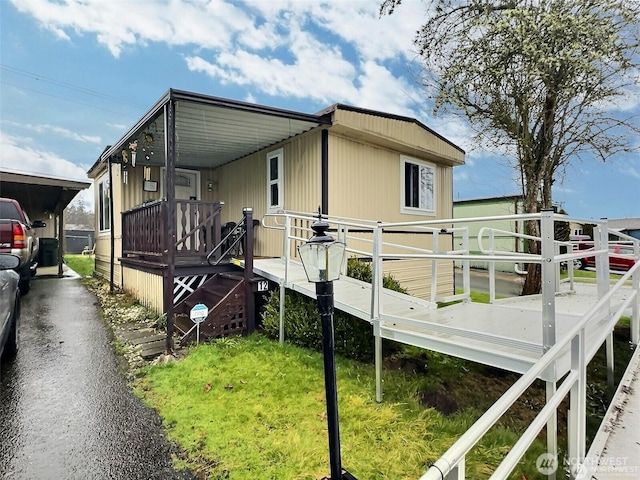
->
xmin=581 ymin=244 xmax=637 ymax=272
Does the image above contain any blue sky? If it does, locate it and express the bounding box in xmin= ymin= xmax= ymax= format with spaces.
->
xmin=1 ymin=0 xmax=638 ymax=220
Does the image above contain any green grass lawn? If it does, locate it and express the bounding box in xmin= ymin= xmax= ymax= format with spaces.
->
xmin=100 ymin=272 xmax=633 ymax=480
xmin=134 ymin=335 xmax=548 ymax=479
xmin=64 ymin=254 xmax=95 ymax=277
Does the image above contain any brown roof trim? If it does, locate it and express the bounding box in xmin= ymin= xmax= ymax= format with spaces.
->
xmin=318 ymin=103 xmax=465 ymax=155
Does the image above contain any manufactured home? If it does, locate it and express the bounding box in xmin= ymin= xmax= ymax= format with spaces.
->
xmin=87 ymin=89 xmax=465 ymax=348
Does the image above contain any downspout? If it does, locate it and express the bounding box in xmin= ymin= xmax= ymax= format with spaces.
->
xmin=321 ymin=129 xmax=329 ymax=215
xmin=108 ymin=158 xmax=115 ymax=294
xmin=164 ymin=97 xmax=177 ymax=353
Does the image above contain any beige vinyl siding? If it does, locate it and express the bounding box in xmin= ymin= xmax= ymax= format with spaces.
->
xmin=92 ymin=163 xmax=123 ymax=285
xmin=331 ymin=109 xmax=464 ymax=166
xmin=383 ymin=259 xmax=453 ymax=299
xmin=217 ymin=131 xmax=322 ymax=258
xmin=122 ymin=267 xmax=164 ymax=313
xmin=328 ymin=134 xmax=454 ymax=222
xmin=327 ymin=129 xmax=456 ymax=299
xmin=345 ymin=230 xmax=454 ymax=300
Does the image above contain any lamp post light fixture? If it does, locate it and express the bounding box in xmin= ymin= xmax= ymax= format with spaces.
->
xmin=298 ymin=211 xmax=357 ymax=480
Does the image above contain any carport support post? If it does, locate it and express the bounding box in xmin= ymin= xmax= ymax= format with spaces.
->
xmin=57 ymin=207 xmax=64 ymax=277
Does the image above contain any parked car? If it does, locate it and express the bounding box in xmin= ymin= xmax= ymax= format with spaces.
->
xmin=0 ymin=197 xmax=46 ymax=294
xmin=0 ymin=254 xmax=21 ymax=360
xmin=582 ymin=245 xmax=637 ymax=272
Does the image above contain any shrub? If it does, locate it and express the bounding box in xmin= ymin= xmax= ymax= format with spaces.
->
xmin=260 ymin=259 xmax=404 ymax=362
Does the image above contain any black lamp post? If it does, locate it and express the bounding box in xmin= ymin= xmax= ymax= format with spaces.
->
xmin=298 ymin=212 xmax=357 ymax=480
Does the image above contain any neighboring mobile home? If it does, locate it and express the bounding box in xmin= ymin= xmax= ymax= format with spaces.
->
xmin=87 ymin=89 xmax=464 ymax=348
xmin=453 ymin=195 xmax=527 ymax=273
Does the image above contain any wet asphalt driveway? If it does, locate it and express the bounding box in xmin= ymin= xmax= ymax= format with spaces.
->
xmin=0 ymin=273 xmax=195 ymax=480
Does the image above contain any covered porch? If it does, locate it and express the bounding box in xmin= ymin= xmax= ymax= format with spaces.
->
xmin=92 ymin=88 xmax=331 ymax=352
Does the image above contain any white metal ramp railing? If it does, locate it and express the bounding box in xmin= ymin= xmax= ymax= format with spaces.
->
xmin=260 ymin=210 xmax=640 ymax=479
xmin=419 ymin=261 xmax=639 ymax=480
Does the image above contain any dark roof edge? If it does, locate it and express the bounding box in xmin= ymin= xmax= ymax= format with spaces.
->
xmin=169 ymin=89 xmax=333 ymax=125
xmin=0 ymin=168 xmax=91 ymax=189
xmin=318 ymin=103 xmax=465 ymax=155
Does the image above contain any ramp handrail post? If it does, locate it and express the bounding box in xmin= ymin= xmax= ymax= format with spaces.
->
xmin=462 ymin=227 xmax=470 ymax=300
xmin=541 ymin=210 xmax=557 ymax=352
xmin=431 ymin=230 xmax=439 ymax=303
xmin=339 ymin=222 xmax=349 ymax=277
xmin=489 ymin=229 xmax=496 ymax=304
xmin=568 ymin=327 xmax=587 ymax=476
xmin=595 ymin=219 xmax=610 ymax=307
xmin=279 ymin=214 xmax=292 ymax=344
xmin=633 ymin=240 xmax=639 ymax=345
xmin=541 ymin=209 xmax=558 ymax=478
xmin=372 ymin=222 xmax=383 ymax=402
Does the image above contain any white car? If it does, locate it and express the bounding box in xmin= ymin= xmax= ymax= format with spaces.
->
xmin=0 ymin=254 xmax=21 ymax=361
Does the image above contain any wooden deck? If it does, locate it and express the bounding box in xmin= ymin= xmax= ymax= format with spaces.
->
xmin=252 ymin=258 xmax=634 ymax=382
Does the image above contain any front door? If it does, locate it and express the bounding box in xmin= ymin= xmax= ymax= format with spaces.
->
xmin=162 ymin=169 xmax=201 ymax=250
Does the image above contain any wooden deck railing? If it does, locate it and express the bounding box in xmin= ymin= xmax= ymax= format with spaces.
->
xmin=122 ymin=199 xmax=223 ymax=262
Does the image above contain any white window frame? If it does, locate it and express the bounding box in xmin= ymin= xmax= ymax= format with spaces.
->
xmin=400 ymin=155 xmax=436 ymax=216
xmin=97 ymin=172 xmax=111 ymax=234
xmin=267 ymin=148 xmax=284 ymax=213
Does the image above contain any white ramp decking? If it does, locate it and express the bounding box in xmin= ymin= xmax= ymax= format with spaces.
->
xmin=252 ymin=258 xmax=628 ymax=382
xmin=583 ymin=343 xmax=640 ymax=479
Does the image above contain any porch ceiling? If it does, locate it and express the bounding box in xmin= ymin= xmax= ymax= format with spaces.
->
xmin=101 ymin=89 xmax=332 ymax=171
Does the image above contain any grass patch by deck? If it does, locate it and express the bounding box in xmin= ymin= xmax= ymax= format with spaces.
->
xmin=64 ymin=254 xmax=94 ymax=277
xmin=134 ymin=335 xmax=548 ymax=479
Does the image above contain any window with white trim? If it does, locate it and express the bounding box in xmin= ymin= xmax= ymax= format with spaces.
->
xmin=267 ymin=148 xmax=283 ymax=212
xmin=401 ymin=156 xmax=436 ymax=216
xmin=98 ymin=173 xmax=111 ymax=232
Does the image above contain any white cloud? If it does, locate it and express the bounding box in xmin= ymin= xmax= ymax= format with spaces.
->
xmin=10 ymin=0 xmax=425 ymax=112
xmin=0 ymin=131 xmax=91 ymax=181
xmin=0 ymin=131 xmax=95 ymax=210
xmin=4 ymin=121 xmax=101 ymax=144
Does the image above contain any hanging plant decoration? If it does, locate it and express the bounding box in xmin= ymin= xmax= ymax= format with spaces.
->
xmin=143 ymin=132 xmax=154 ymax=162
xmin=129 ymin=140 xmax=138 ymax=167
xmin=121 ymin=149 xmax=129 ymax=164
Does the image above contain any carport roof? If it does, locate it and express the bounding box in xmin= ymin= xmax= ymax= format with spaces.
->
xmin=0 ymin=169 xmax=90 ymax=216
xmin=88 ymin=88 xmax=332 ymax=175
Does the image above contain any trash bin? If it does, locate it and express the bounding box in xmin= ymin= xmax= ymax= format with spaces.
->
xmin=39 ymin=238 xmax=59 ymax=267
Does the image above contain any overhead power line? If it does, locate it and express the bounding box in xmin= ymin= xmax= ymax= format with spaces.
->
xmin=0 ymin=64 xmax=148 ymax=109
xmin=1 ymin=80 xmax=141 ymax=118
